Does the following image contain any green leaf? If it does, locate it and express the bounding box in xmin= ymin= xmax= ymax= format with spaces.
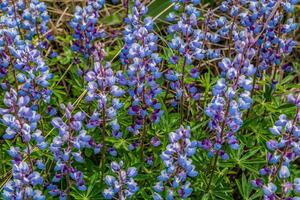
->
xmin=100 ymin=13 xmax=123 ymax=25
xmin=148 ymin=0 xmax=173 ymax=20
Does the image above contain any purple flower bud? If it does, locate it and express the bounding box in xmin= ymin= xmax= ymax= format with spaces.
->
xmin=279 ymin=166 xmax=290 ymax=179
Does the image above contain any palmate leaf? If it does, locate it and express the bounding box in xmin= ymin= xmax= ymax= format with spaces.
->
xmin=70 ymin=174 xmax=102 ymax=200
xmin=226 ymin=145 xmax=265 ymax=174
xmin=235 ymin=173 xmax=263 ymax=200
xmin=147 ymin=0 xmax=173 ymax=20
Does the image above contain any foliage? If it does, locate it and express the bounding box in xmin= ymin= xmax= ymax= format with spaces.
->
xmin=0 ymin=0 xmax=300 ymax=199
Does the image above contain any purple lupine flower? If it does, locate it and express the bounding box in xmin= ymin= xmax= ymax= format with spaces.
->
xmin=154 ymin=126 xmax=198 ymax=199
xmin=119 ymin=0 xmax=163 ymax=135
xmin=252 ymin=94 xmax=300 ymax=199
xmin=0 ymin=0 xmax=51 ymax=41
xmin=1 ymin=89 xmax=46 ymax=147
xmin=165 ymin=0 xmax=221 ymax=106
xmin=0 ymin=2 xmax=52 ymax=196
xmin=2 ymin=147 xmax=45 ymax=200
xmin=85 ymin=42 xmax=124 ymax=139
xmin=70 ymin=0 xmax=106 ymax=59
xmin=9 ymin=45 xmax=52 ymax=102
xmin=200 ymin=31 xmax=255 ymax=158
xmin=0 ymin=0 xmax=52 ymax=80
xmin=0 ymin=1 xmax=52 ymax=100
xmin=222 ymin=0 xmax=298 ymax=89
xmin=103 ymin=161 xmax=139 ymax=199
xmin=48 ymin=103 xmax=101 ymax=197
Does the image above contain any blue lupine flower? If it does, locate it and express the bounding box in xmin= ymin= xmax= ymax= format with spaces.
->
xmin=103 ymin=161 xmax=139 ymax=199
xmin=85 ymin=42 xmax=124 ymax=157
xmin=200 ymin=30 xmax=257 ymax=157
xmin=119 ymin=0 xmax=163 ymax=135
xmin=48 ymin=103 xmax=101 ymax=197
xmin=252 ymin=94 xmax=300 ymax=199
xmin=70 ymin=0 xmax=105 ymax=59
xmin=154 ymin=126 xmax=197 ymax=198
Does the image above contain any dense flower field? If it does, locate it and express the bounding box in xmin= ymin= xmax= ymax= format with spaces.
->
xmin=0 ymin=0 xmax=300 ymax=199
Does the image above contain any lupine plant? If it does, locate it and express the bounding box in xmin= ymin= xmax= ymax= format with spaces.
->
xmin=102 ymin=161 xmax=139 ymax=199
xmin=0 ymin=0 xmax=299 ymax=199
xmin=252 ymin=94 xmax=300 ymax=199
xmin=48 ymin=102 xmax=100 ymax=199
xmin=153 ymin=126 xmax=198 ymax=199
xmin=119 ymin=0 xmax=163 ymax=159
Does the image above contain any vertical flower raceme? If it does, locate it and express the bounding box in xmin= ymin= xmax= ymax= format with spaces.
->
xmin=48 ymin=103 xmax=101 ymax=199
xmin=200 ymin=0 xmax=300 ymax=159
xmin=102 ymin=161 xmax=139 ymax=199
xmin=252 ymin=94 xmax=300 ymax=199
xmin=3 ymin=147 xmax=45 ymax=200
xmin=85 ymin=42 xmax=124 ymax=139
xmin=9 ymin=44 xmax=52 ymax=103
xmin=220 ymin=0 xmax=298 ymax=93
xmin=0 ymin=0 xmax=51 ymax=41
xmin=0 ymin=2 xmax=52 ymax=199
xmin=165 ymin=0 xmax=222 ymax=112
xmin=70 ymin=0 xmax=106 ymax=59
xmin=200 ymin=31 xmax=256 ymax=158
xmin=1 ymin=89 xmax=47 ymax=199
xmin=153 ymin=126 xmax=198 ymax=199
xmin=0 ymin=0 xmax=52 ymax=83
xmin=85 ymin=42 xmax=124 ymax=178
xmin=118 ymin=0 xmax=163 ymax=145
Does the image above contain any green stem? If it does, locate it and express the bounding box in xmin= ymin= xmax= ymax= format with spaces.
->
xmin=206 ymin=153 xmax=219 ymax=192
xmin=140 ymin=120 xmax=147 ymax=163
xmin=100 ymin=106 xmax=106 ymax=184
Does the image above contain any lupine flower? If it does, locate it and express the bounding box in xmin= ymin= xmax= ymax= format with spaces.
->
xmin=0 ymin=0 xmax=52 ymax=98
xmin=0 ymin=0 xmax=52 ymax=80
xmin=200 ymin=0 xmax=299 ymax=158
xmin=0 ymin=0 xmax=51 ymax=41
xmin=70 ymin=0 xmax=105 ymax=59
xmin=85 ymin=42 xmax=124 ymax=139
xmin=118 ymin=0 xmax=163 ymax=135
xmin=154 ymin=126 xmax=198 ymax=199
xmin=165 ymin=0 xmax=221 ymax=106
xmin=200 ymin=31 xmax=255 ymax=158
xmin=48 ymin=103 xmax=100 ymax=198
xmin=220 ymin=0 xmax=298 ymax=90
xmin=103 ymin=161 xmax=139 ymax=199
xmin=0 ymin=2 xmax=52 ymax=198
xmin=1 ymin=90 xmax=47 ymax=199
xmin=252 ymin=94 xmax=300 ymax=199
xmin=2 ymin=147 xmax=45 ymax=200
xmin=9 ymin=45 xmax=52 ymax=102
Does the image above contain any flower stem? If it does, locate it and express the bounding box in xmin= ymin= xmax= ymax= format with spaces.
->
xmin=100 ymin=106 xmax=106 ymax=184
xmin=140 ymin=119 xmax=147 ymax=163
xmin=206 ymin=153 xmax=219 ymax=192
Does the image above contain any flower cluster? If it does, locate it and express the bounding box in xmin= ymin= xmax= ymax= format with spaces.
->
xmin=200 ymin=31 xmax=255 ymax=158
xmin=1 ymin=88 xmax=47 ymax=199
xmin=3 ymin=147 xmax=45 ymax=200
xmin=167 ymin=0 xmax=221 ymax=65
xmin=10 ymin=44 xmax=52 ymax=102
xmin=48 ymin=103 xmax=101 ymax=198
xmin=0 ymin=0 xmax=52 ymax=88
xmin=0 ymin=1 xmax=52 ymax=196
xmin=70 ymin=0 xmax=105 ymax=59
xmin=0 ymin=0 xmax=51 ymax=41
xmin=118 ymin=0 xmax=163 ymax=135
xmin=1 ymin=89 xmax=45 ymax=144
xmin=252 ymin=94 xmax=300 ymax=199
xmin=153 ymin=126 xmax=198 ymax=199
xmin=219 ymin=0 xmax=298 ymax=86
xmin=165 ymin=0 xmax=223 ymax=106
xmin=85 ymin=42 xmax=124 ymax=139
xmin=102 ymin=161 xmax=139 ymax=199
